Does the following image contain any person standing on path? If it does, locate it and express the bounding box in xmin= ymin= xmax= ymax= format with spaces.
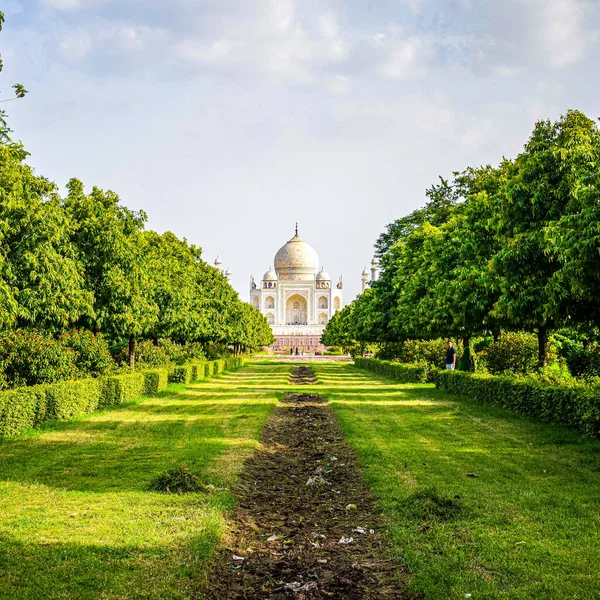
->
xmin=445 ymin=340 xmax=457 ymax=370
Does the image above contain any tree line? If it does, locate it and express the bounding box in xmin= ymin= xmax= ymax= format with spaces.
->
xmin=323 ymin=110 xmax=600 ymax=368
xmin=0 ymin=117 xmax=273 ymax=365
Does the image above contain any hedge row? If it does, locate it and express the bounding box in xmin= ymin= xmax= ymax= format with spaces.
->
xmin=354 ymin=357 xmax=433 ymax=383
xmin=167 ymin=357 xmax=243 ymax=384
xmin=0 ymin=357 xmax=244 ymax=440
xmin=436 ymin=370 xmax=600 ymax=438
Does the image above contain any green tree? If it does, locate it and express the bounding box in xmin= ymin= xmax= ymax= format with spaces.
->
xmin=0 ymin=145 xmax=93 ymax=330
xmin=63 ymin=179 xmax=158 ymax=367
xmin=490 ymin=112 xmax=596 ymax=366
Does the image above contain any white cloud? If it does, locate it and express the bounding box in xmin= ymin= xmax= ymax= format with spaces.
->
xmin=270 ymin=0 xmax=295 ymax=34
xmin=58 ymin=28 xmax=92 ymax=61
xmin=540 ymin=0 xmax=594 ymax=68
xmin=379 ymin=37 xmax=429 ymax=79
xmin=175 ymin=38 xmax=240 ymax=65
xmin=99 ymin=23 xmax=167 ymax=52
xmin=318 ymin=12 xmax=339 ymax=40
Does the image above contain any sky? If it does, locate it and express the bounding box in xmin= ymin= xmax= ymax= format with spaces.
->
xmin=1 ymin=0 xmax=599 ymax=301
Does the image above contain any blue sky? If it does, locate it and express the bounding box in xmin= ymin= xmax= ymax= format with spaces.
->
xmin=2 ymin=0 xmax=599 ymax=300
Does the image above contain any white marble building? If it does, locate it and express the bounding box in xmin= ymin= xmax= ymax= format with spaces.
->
xmin=250 ymin=226 xmax=343 ymax=351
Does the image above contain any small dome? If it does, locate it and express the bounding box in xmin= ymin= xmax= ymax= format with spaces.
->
xmin=362 ymin=267 xmax=369 ymax=277
xmin=263 ymin=266 xmax=277 ymax=281
xmin=316 ymin=267 xmax=330 ymax=281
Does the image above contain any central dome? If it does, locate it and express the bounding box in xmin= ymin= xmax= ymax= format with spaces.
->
xmin=274 ymin=229 xmax=319 ymax=281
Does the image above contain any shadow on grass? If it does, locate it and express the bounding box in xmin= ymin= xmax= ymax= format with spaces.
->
xmin=0 ymin=526 xmax=220 ymax=600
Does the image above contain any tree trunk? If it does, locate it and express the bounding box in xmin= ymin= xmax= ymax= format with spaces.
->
xmin=537 ymin=326 xmax=548 ymax=369
xmin=492 ymin=328 xmax=500 ymax=344
xmin=129 ymin=333 xmax=135 ymax=369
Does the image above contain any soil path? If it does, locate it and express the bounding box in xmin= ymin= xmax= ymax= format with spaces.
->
xmin=200 ymin=366 xmax=412 ymax=599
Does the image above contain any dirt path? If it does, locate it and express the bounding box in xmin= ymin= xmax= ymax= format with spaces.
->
xmin=200 ymin=367 xmax=412 ymax=599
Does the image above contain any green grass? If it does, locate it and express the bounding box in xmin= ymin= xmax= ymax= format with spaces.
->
xmin=311 ymin=363 xmax=600 ymax=600
xmin=0 ymin=363 xmax=289 ymax=600
xmin=4 ymin=359 xmax=600 ymax=599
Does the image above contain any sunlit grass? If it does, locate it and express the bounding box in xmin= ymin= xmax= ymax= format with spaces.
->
xmin=0 ymin=363 xmax=287 ymax=599
xmin=313 ymin=362 xmax=600 ymax=599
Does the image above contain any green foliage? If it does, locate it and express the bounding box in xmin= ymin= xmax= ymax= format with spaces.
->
xmin=98 ymin=373 xmax=145 ymax=408
xmin=0 ymin=358 xmax=242 ymax=439
xmin=0 ymin=329 xmax=115 ymax=389
xmin=349 ymin=110 xmax=600 ymax=373
xmin=0 ymin=329 xmax=79 ymax=388
xmin=142 ymin=369 xmax=169 ymax=395
xmin=563 ymin=345 xmax=600 ymax=378
xmin=436 ymin=370 xmax=600 ymax=437
xmin=354 ymin=357 xmax=433 ymax=383
xmin=394 ymin=339 xmax=450 ymax=368
xmin=45 ymin=378 xmax=100 ymax=420
xmin=169 ymin=365 xmax=193 ymax=384
xmin=477 ymin=331 xmax=540 ymax=374
xmin=57 ymin=329 xmax=115 ymax=376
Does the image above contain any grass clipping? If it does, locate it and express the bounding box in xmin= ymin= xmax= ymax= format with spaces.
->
xmin=151 ymin=465 xmax=204 ymax=494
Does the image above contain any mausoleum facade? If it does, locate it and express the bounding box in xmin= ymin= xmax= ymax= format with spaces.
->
xmin=250 ymin=226 xmax=343 ymax=351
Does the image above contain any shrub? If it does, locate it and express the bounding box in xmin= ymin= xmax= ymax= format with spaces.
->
xmin=98 ymin=373 xmax=145 ymax=408
xmin=58 ymin=330 xmax=115 ymax=377
xmin=324 ymin=346 xmax=342 ymax=355
xmin=436 ymin=370 xmax=600 ymax=437
xmin=477 ymin=331 xmax=540 ymax=374
xmin=204 ymin=362 xmax=214 ymax=378
xmin=354 ymin=357 xmax=433 ymax=383
xmin=0 ymin=357 xmax=245 ymax=439
xmin=377 ymin=339 xmax=454 ymax=368
xmin=169 ymin=365 xmax=193 ymax=384
xmin=561 ymin=344 xmax=600 ymax=378
xmin=189 ymin=362 xmax=205 ymax=382
xmin=142 ymin=369 xmax=169 ymax=395
xmin=44 ymin=379 xmax=100 ymax=420
xmin=0 ymin=329 xmax=79 ymax=388
xmin=0 ymin=386 xmax=46 ymax=438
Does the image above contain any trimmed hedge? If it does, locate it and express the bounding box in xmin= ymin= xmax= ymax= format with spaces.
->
xmin=0 ymin=357 xmax=245 ymax=440
xmin=354 ymin=357 xmax=434 ymax=384
xmin=436 ymin=370 xmax=600 ymax=438
xmin=143 ymin=369 xmax=169 ymax=395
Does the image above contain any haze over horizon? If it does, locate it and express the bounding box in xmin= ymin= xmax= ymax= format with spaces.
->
xmin=2 ymin=0 xmax=599 ymax=301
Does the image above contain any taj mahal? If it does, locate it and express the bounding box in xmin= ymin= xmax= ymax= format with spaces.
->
xmin=249 ymin=226 xmax=343 ymax=352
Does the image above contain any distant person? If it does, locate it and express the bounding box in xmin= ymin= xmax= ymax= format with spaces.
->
xmin=289 ymin=347 xmax=294 ymax=356
xmin=445 ymin=341 xmax=457 ymax=370
xmin=295 ymin=347 xmax=299 ymax=356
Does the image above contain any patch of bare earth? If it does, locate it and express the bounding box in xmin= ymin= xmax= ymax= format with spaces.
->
xmin=199 ymin=367 xmax=414 ymax=599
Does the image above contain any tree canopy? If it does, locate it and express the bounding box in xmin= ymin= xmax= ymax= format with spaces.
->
xmin=323 ymin=110 xmax=600 ymax=368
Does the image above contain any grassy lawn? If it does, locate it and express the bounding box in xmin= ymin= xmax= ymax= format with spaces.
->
xmin=311 ymin=363 xmax=600 ymax=600
xmin=0 ymin=363 xmax=289 ymax=600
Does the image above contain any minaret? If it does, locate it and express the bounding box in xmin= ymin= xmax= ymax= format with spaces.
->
xmin=225 ymin=268 xmax=232 ymax=283
xmin=370 ymin=257 xmax=380 ymax=283
xmin=361 ymin=267 xmax=369 ymax=292
xmin=214 ymin=256 xmax=222 ymax=271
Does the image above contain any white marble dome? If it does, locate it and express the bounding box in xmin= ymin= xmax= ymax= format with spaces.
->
xmin=316 ymin=267 xmax=330 ymax=281
xmin=263 ymin=267 xmax=277 ymax=281
xmin=274 ymin=231 xmax=319 ymax=280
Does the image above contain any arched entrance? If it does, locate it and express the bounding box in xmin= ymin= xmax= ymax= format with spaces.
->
xmin=286 ymin=294 xmax=307 ymax=325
